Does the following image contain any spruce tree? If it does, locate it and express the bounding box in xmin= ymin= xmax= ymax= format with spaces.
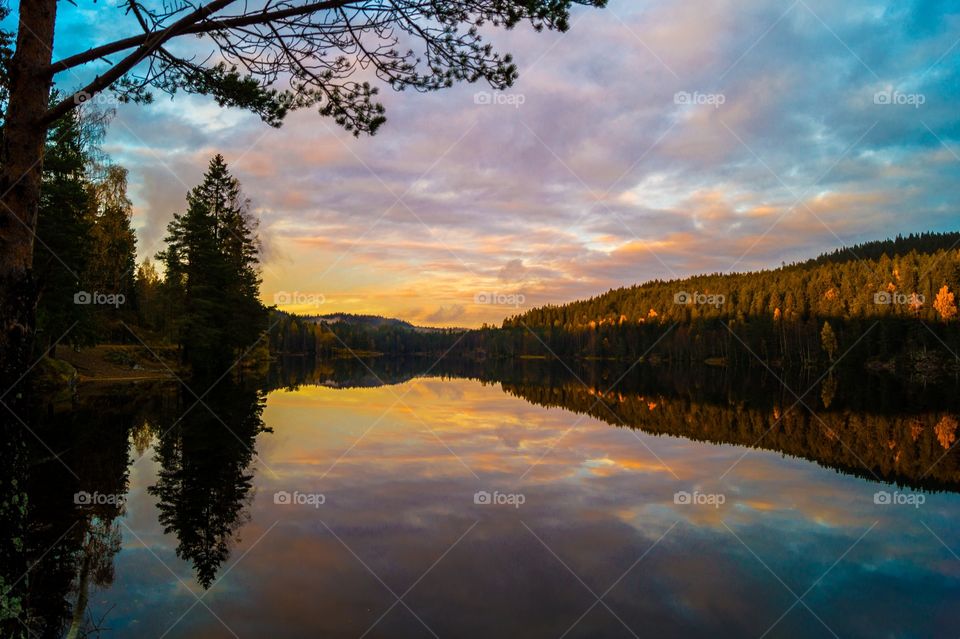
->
xmin=159 ymin=155 xmax=267 ymax=373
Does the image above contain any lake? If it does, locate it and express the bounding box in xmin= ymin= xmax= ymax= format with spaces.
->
xmin=9 ymin=359 xmax=960 ymax=638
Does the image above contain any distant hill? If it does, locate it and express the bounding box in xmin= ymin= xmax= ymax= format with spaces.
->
xmin=303 ymin=313 xmax=455 ymax=334
xmin=305 ymin=313 xmax=415 ymax=330
xmin=268 ymin=310 xmax=466 ymax=361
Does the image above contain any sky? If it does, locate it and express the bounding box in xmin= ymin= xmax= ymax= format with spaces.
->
xmin=35 ymin=0 xmax=960 ymax=327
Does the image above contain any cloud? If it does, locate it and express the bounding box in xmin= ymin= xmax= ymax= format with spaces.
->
xmin=423 ymin=304 xmax=467 ymax=324
xmin=497 ymin=259 xmax=530 ymax=283
xmin=45 ymin=0 xmax=960 ymax=326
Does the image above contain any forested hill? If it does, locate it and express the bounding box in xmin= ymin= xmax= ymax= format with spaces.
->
xmin=505 ymin=231 xmax=960 ymax=330
xmin=269 ymin=232 xmax=960 ymax=377
xmin=807 ymin=232 xmax=960 ymax=267
xmin=268 ymin=310 xmax=466 ymax=358
xmin=306 ymin=313 xmax=452 ymax=333
xmin=308 ymin=313 xmax=416 ymax=330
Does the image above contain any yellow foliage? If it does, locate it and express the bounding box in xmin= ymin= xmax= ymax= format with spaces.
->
xmin=935 ymin=415 xmax=958 ymax=450
xmin=934 ymin=285 xmax=957 ymax=321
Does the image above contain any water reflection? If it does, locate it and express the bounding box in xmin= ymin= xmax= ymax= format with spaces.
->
xmin=6 ymin=360 xmax=960 ymax=637
xmin=275 ymin=357 xmax=960 ymax=489
xmin=5 ymin=385 xmax=158 ymax=637
xmin=148 ymin=381 xmax=268 ymax=589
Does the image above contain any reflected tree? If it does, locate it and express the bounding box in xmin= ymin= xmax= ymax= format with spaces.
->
xmin=0 ymin=413 xmax=28 ymax=639
xmin=265 ymin=355 xmax=960 ymax=490
xmin=149 ymin=380 xmax=269 ymax=588
xmin=11 ymin=388 xmax=136 ymax=638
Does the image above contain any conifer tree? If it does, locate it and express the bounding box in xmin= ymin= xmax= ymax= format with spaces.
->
xmin=34 ymin=106 xmax=95 ymax=354
xmin=159 ymin=155 xmax=267 ymax=373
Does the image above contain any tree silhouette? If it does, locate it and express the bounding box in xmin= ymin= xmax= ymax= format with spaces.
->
xmin=34 ymin=103 xmax=96 ymax=354
xmin=159 ymin=154 xmax=268 ymax=372
xmin=11 ymin=388 xmax=137 ymax=639
xmin=148 ymin=381 xmax=268 ymax=588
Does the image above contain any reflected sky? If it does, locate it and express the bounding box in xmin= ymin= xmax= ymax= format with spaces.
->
xmin=89 ymin=378 xmax=960 ymax=637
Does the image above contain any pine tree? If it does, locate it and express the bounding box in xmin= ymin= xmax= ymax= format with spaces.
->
xmin=159 ymin=155 xmax=267 ymax=373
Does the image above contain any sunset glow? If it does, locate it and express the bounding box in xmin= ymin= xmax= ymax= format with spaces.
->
xmin=40 ymin=0 xmax=960 ymax=326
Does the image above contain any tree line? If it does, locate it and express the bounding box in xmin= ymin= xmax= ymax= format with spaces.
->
xmin=28 ymin=98 xmax=270 ymax=376
xmin=486 ymin=233 xmax=960 ymax=373
xmin=272 ymin=233 xmax=960 ymax=379
xmin=34 ymin=100 xmax=138 ymax=355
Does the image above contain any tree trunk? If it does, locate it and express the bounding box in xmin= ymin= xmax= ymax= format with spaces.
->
xmin=0 ymin=11 xmax=57 ymax=635
xmin=0 ymin=0 xmax=57 ymax=385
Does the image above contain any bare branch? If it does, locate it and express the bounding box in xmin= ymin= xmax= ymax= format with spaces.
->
xmin=48 ymin=0 xmax=363 ymax=74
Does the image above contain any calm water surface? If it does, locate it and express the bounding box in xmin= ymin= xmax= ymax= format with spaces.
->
xmin=14 ymin=362 xmax=960 ymax=638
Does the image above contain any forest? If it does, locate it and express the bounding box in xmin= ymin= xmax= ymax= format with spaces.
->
xmin=30 ymin=99 xmax=268 ymax=379
xmin=491 ymin=232 xmax=960 ymax=372
xmin=270 ymin=232 xmax=960 ymax=379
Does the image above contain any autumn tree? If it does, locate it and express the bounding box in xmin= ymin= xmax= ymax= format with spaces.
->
xmin=934 ymin=285 xmax=957 ymax=322
xmin=87 ymin=166 xmax=138 ymax=296
xmin=820 ymin=321 xmax=838 ymax=362
xmin=135 ymin=258 xmax=162 ymax=331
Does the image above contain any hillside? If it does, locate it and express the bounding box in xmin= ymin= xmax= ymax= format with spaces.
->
xmin=306 ymin=313 xmax=417 ymax=330
xmin=269 ymin=233 xmax=960 ymax=376
xmin=304 ymin=313 xmax=455 ymax=334
xmin=506 ymin=231 xmax=960 ymax=330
